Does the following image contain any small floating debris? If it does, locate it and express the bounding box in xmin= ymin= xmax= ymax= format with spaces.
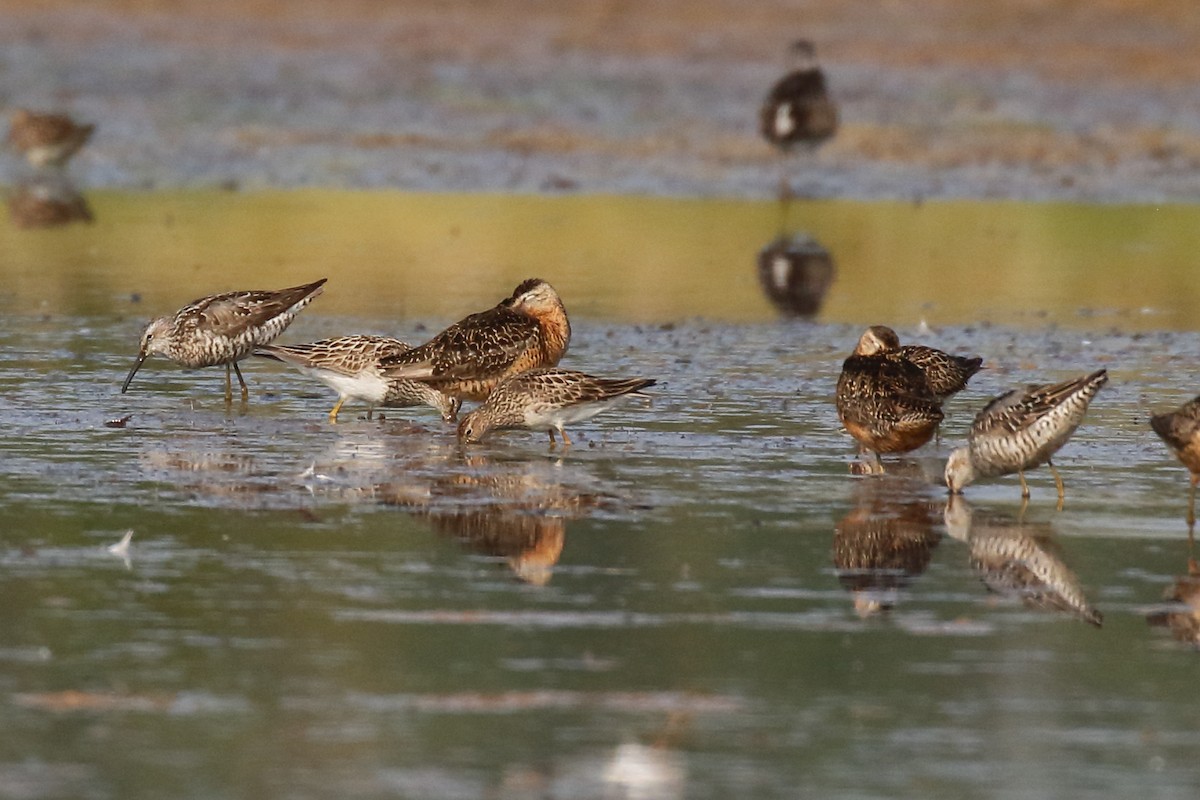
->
xmin=107 ymin=529 xmax=133 ymax=558
xmin=104 ymin=414 xmax=133 ymax=428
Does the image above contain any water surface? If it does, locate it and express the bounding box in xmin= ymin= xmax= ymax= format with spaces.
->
xmin=1 ymin=192 xmax=1199 ymax=799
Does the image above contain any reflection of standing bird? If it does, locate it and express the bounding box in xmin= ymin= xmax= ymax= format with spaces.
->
xmin=255 ymin=335 xmax=460 ymax=423
xmin=945 ymin=370 xmax=1108 ymax=504
xmin=379 ymin=279 xmax=570 ymax=402
xmin=834 ymin=475 xmax=941 ymax=617
xmin=853 ymin=325 xmax=983 ymax=402
xmin=760 ymin=40 xmax=837 ymax=202
xmin=756 ymin=233 xmax=835 ymax=317
xmin=944 ymin=496 xmax=1103 ymax=627
xmin=7 ymin=175 xmax=92 ymax=228
xmin=458 ymin=368 xmax=656 ymax=446
xmin=836 ymin=328 xmax=944 ymax=469
xmin=1146 ymin=541 xmax=1200 ymax=647
xmin=121 ymin=279 xmax=327 ymax=403
xmin=6 ymin=109 xmax=95 ymax=168
xmin=1150 ymin=395 xmax=1200 ymax=525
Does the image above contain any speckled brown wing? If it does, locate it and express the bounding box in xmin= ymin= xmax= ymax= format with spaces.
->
xmin=972 ymin=371 xmax=1106 ymax=437
xmin=837 ymin=354 xmax=943 ymax=432
xmin=508 ymin=369 xmax=655 ymax=407
xmin=257 ymin=335 xmax=409 ymax=376
xmin=896 ymin=345 xmax=983 ymax=400
xmin=177 ymin=279 xmax=327 ymax=342
xmin=379 ymin=306 xmax=540 ymax=381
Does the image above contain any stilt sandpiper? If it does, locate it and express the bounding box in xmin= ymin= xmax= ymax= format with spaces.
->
xmin=944 ymin=369 xmax=1108 ymax=504
xmin=121 ymin=278 xmax=327 ymax=403
xmin=6 ymin=109 xmax=95 ymax=168
xmin=853 ymin=325 xmax=983 ymax=402
xmin=1150 ymin=395 xmax=1200 ymax=525
xmin=836 ymin=327 xmax=944 ymax=468
xmin=457 ymin=367 xmax=656 ymax=446
xmin=379 ymin=278 xmax=571 ymax=402
xmin=255 ymin=335 xmax=460 ymax=423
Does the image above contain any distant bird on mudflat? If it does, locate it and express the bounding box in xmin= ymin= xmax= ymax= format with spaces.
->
xmin=379 ymin=278 xmax=571 ymax=403
xmin=854 ymin=325 xmax=983 ymax=402
xmin=255 ymin=335 xmax=460 ymax=423
xmin=760 ymin=40 xmax=837 ymax=202
xmin=457 ymin=367 xmax=656 ymax=446
xmin=836 ymin=327 xmax=944 ymax=469
xmin=1150 ymin=395 xmax=1200 ymax=524
xmin=6 ymin=109 xmax=95 ymax=168
xmin=945 ymin=370 xmax=1108 ymax=504
xmin=756 ymin=232 xmax=835 ymax=317
xmin=760 ymin=40 xmax=838 ymax=154
xmin=121 ymin=278 xmax=327 ymax=403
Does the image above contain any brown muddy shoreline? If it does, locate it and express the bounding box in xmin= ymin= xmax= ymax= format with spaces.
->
xmin=2 ymin=0 xmax=1199 ymax=201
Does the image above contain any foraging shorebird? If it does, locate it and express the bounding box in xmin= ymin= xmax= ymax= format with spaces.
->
xmin=457 ymin=368 xmax=656 ymax=446
xmin=853 ymin=325 xmax=983 ymax=402
xmin=760 ymin=39 xmax=837 ymax=202
xmin=6 ymin=109 xmax=95 ymax=168
xmin=255 ymin=335 xmax=460 ymax=423
xmin=121 ymin=279 xmax=327 ymax=403
xmin=379 ymin=279 xmax=571 ymax=402
xmin=836 ymin=328 xmax=944 ymax=468
xmin=1150 ymin=395 xmax=1200 ymax=525
xmin=945 ymin=370 xmax=1108 ymax=504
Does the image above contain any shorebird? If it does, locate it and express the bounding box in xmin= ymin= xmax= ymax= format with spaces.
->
xmin=755 ymin=232 xmax=835 ymax=317
xmin=6 ymin=109 xmax=95 ymax=168
xmin=121 ymin=278 xmax=327 ymax=403
xmin=379 ymin=278 xmax=571 ymax=402
xmin=836 ymin=328 xmax=944 ymax=469
xmin=1150 ymin=395 xmax=1200 ymax=525
xmin=255 ymin=335 xmax=460 ymax=423
xmin=457 ymin=368 xmax=656 ymax=446
xmin=760 ymin=39 xmax=837 ymax=203
xmin=853 ymin=325 xmax=983 ymax=402
xmin=945 ymin=370 xmax=1108 ymax=504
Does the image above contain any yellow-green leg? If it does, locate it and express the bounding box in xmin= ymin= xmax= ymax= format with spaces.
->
xmin=328 ymin=397 xmax=346 ymax=423
xmin=1048 ymin=460 xmax=1065 ymax=506
xmin=223 ymin=364 xmax=234 ymax=405
xmin=233 ymin=362 xmax=249 ymax=402
xmin=548 ymin=429 xmax=557 ymax=447
xmin=560 ymin=428 xmax=573 ymax=447
xmin=1018 ymin=470 xmax=1030 ymax=499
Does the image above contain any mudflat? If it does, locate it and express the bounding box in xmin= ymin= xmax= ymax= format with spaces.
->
xmin=3 ymin=0 xmax=1199 ymax=200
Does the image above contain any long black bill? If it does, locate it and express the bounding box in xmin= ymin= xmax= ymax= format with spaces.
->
xmin=120 ymin=352 xmax=148 ymax=394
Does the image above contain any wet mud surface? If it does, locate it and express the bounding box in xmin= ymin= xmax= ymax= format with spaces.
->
xmin=3 ymin=0 xmax=1200 ymax=201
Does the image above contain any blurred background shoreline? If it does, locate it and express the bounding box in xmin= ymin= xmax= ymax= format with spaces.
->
xmin=4 ymin=0 xmax=1199 ymax=202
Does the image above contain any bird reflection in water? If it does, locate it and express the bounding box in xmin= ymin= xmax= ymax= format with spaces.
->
xmin=377 ymin=453 xmax=611 ymax=585
xmin=7 ymin=174 xmax=93 ymax=229
xmin=833 ymin=469 xmax=941 ymax=617
xmin=944 ymin=495 xmax=1103 ymax=627
xmin=756 ymin=232 xmax=835 ymax=318
xmin=1146 ymin=528 xmax=1200 ymax=648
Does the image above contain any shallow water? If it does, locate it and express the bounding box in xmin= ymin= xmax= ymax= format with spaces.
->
xmin=2 ymin=192 xmax=1200 ymax=799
